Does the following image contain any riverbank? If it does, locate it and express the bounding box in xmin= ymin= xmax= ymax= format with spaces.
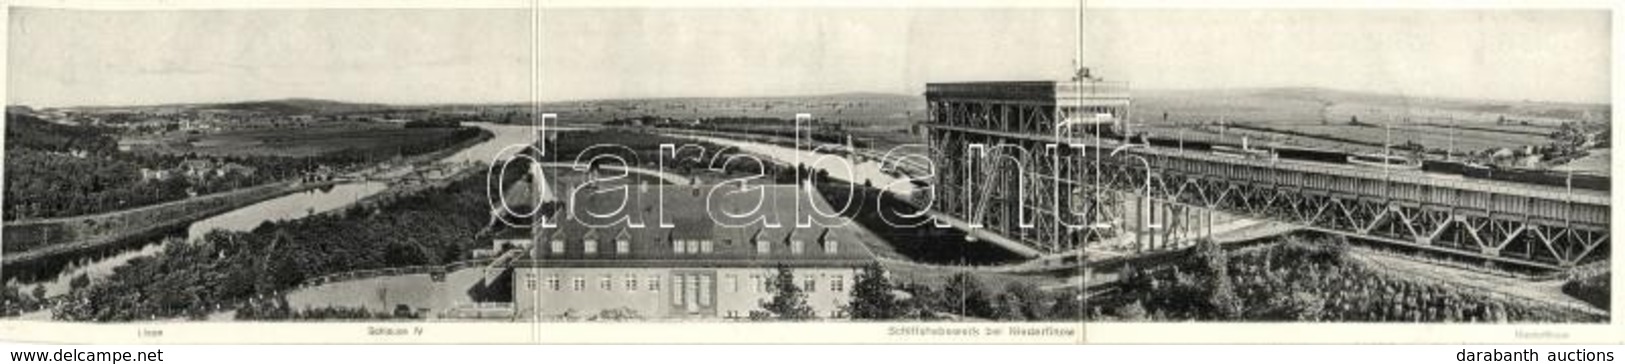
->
xmin=6 ymin=123 xmax=519 ymax=321
xmin=2 ymin=180 xmax=336 ymax=267
xmin=2 ymin=126 xmax=495 ymax=270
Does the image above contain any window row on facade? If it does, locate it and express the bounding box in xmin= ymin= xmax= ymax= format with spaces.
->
xmin=524 ymin=273 xmax=845 ymax=295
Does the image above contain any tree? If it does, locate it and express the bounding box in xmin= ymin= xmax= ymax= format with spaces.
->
xmin=30 ymin=285 xmax=47 ymax=303
xmin=1048 ymin=291 xmax=1083 ymax=320
xmin=941 ymin=272 xmax=995 ymax=319
xmin=993 ymin=292 xmax=1026 ymax=321
xmin=761 ymin=264 xmax=815 ymax=320
xmin=1004 ymin=282 xmax=1051 ymax=321
xmin=1190 ymin=239 xmax=1241 ymax=320
xmin=1280 ymin=291 xmax=1325 ymax=321
xmin=846 ymin=263 xmax=903 ymax=319
xmin=899 ymin=282 xmax=942 ymax=320
xmin=1115 ymin=300 xmax=1148 ymax=321
xmin=68 ymin=274 xmax=91 ymax=292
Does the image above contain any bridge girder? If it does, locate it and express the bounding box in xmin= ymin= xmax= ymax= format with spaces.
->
xmin=924 ymin=97 xmax=1607 ymax=270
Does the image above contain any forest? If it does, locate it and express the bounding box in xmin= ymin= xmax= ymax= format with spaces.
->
xmin=838 ymin=236 xmax=1607 ymax=323
xmin=43 ymin=170 xmax=495 ymax=321
xmin=1092 ymin=236 xmax=1606 ymax=323
xmin=4 ymin=113 xmax=485 ymax=220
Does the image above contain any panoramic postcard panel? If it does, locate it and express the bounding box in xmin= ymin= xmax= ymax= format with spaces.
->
xmin=0 ymin=3 xmax=1613 ymax=343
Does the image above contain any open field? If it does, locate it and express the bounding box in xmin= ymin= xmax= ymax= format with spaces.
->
xmin=1135 ymin=87 xmax=1607 ymax=128
xmin=1131 ymin=88 xmax=1599 ymax=158
xmin=547 ymin=93 xmax=927 ymax=151
xmin=1555 ymin=148 xmax=1611 ymax=176
xmin=129 ymin=121 xmax=474 ymax=158
xmin=1229 ymin=124 xmax=1548 ymax=154
xmin=542 ymin=93 xmax=922 ymax=125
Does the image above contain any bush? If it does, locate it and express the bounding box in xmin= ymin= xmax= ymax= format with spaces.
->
xmin=1562 ymin=273 xmax=1609 ymax=310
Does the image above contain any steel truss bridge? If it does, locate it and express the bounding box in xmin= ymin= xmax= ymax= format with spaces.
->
xmin=924 ymin=81 xmax=1608 ymax=270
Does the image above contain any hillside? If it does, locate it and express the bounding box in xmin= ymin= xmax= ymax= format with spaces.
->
xmin=4 ymin=112 xmax=119 ymax=154
xmin=205 ymin=98 xmax=389 ymax=114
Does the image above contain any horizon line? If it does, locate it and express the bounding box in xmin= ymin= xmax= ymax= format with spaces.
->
xmin=15 ymin=85 xmax=1611 ymax=109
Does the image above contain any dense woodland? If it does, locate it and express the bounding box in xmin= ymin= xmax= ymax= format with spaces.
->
xmin=1095 ymin=237 xmax=1606 ymax=323
xmin=3 ymin=113 xmax=484 ymax=220
xmin=40 ymin=171 xmax=495 ymax=321
xmin=837 ymin=237 xmax=1606 ymax=323
xmin=1563 ymin=272 xmax=1610 ymax=311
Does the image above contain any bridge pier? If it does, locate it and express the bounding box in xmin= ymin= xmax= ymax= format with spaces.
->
xmin=1124 ymin=194 xmax=1222 ymax=252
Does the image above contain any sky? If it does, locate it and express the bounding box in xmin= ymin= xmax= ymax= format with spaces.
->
xmin=9 ymin=8 xmax=534 ymax=107
xmin=1087 ymin=9 xmax=1611 ymax=104
xmin=7 ymin=8 xmax=1611 ymax=107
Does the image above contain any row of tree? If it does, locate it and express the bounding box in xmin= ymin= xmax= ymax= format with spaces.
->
xmin=749 ymin=263 xmax=1082 ymax=322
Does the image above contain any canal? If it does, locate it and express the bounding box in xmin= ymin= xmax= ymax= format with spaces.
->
xmin=11 ymin=122 xmax=537 ymax=299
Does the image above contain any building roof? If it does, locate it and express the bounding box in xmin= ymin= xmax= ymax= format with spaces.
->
xmin=925 ymin=79 xmax=1130 ymax=103
xmin=513 ymin=183 xmax=877 ymax=269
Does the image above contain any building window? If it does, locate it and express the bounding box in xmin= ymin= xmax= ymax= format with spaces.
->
xmin=824 ymin=240 xmax=838 ymax=254
xmin=525 ymin=273 xmax=537 ymax=291
xmin=700 ymin=240 xmax=714 ymax=253
xmin=673 ymin=275 xmax=685 ymax=304
xmin=624 ymin=275 xmax=638 ymax=291
xmin=546 ymin=275 xmax=560 ymax=291
xmin=599 ymin=276 xmax=612 ymax=291
xmin=756 ymin=240 xmax=770 ymax=254
xmin=698 ymin=275 xmax=712 ymax=306
xmin=726 ymin=275 xmax=738 ymax=293
xmin=803 ymin=278 xmax=817 ymax=292
xmin=649 ymin=275 xmax=661 ymax=292
xmin=791 ymin=240 xmax=804 ymax=254
xmin=616 ymin=239 xmax=630 ymax=254
xmin=685 ymin=240 xmax=700 ymax=254
xmin=750 ymin=275 xmax=763 ymax=293
xmin=584 ymin=239 xmax=598 ymax=255
xmin=830 ymin=275 xmax=844 ymax=292
xmin=572 ymin=276 xmax=585 ymax=291
xmin=672 ymin=240 xmax=684 ymax=254
xmin=550 ymin=240 xmax=565 ymax=254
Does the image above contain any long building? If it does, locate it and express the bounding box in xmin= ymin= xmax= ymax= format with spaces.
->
xmin=509 ymin=182 xmax=877 ymax=320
